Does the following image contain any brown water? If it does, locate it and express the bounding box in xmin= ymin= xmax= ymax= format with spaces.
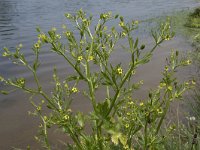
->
xmin=0 ymin=0 xmax=199 ymax=149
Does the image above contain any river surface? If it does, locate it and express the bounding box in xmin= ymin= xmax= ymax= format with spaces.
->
xmin=0 ymin=0 xmax=199 ymax=149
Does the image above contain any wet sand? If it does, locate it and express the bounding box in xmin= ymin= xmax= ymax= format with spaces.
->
xmin=0 ymin=35 xmax=194 ymax=149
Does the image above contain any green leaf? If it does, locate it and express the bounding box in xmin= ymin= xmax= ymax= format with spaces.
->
xmin=33 ymin=61 xmax=40 ymax=71
xmin=110 ymin=131 xmax=127 ymax=146
xmin=134 ymin=38 xmax=138 ymax=49
xmin=101 ymin=71 xmax=111 ymax=83
xmin=119 ymin=135 xmax=127 ymax=146
xmin=46 ymin=104 xmax=53 ymax=109
xmin=111 ymin=132 xmax=121 ymax=145
xmin=129 ymin=37 xmax=134 ymax=50
xmin=76 ymin=112 xmax=85 ymax=127
xmin=65 ymin=75 xmax=80 ymax=82
xmin=115 ymin=14 xmax=119 ymax=19
xmin=98 ymin=101 xmax=109 ymax=116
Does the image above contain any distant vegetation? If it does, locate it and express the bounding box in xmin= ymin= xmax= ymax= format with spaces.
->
xmin=185 ymin=7 xmax=200 ymax=28
xmin=184 ymin=7 xmax=200 ymax=125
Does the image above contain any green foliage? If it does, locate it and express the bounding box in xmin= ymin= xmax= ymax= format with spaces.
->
xmin=185 ymin=7 xmax=200 ymax=29
xmin=190 ymin=8 xmax=200 ymax=19
xmin=0 ymin=9 xmax=195 ymax=149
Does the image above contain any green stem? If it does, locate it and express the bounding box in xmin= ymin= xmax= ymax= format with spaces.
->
xmin=86 ymin=28 xmax=104 ymax=149
xmin=68 ymin=127 xmax=83 ymax=150
xmin=52 ymin=43 xmax=86 ymax=81
xmin=109 ymin=41 xmax=161 ymax=117
xmin=41 ymin=117 xmax=51 ymax=150
xmin=156 ymin=98 xmax=170 ymax=135
xmin=85 ymin=39 xmax=97 ymax=112
xmin=144 ymin=119 xmax=148 ymax=150
xmin=96 ymin=120 xmax=103 ymax=149
xmin=107 ymin=64 xmax=135 ymax=117
xmin=40 ymin=91 xmax=59 ymax=111
xmin=26 ymin=65 xmax=59 ymax=111
xmin=127 ymin=125 xmax=143 ymax=147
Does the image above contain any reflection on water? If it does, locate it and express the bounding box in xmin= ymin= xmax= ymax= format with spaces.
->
xmin=0 ymin=0 xmax=18 ymax=40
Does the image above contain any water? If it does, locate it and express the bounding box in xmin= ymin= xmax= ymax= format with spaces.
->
xmin=0 ymin=0 xmax=199 ymax=149
xmin=0 ymin=0 xmax=198 ymax=48
xmin=0 ymin=0 xmax=198 ymax=83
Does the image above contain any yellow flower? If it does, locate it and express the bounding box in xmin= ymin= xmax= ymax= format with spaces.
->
xmin=128 ymin=101 xmax=134 ymax=105
xmin=165 ymin=35 xmax=170 ymax=40
xmin=65 ymin=31 xmax=71 ymax=36
xmin=131 ymin=70 xmax=136 ymax=75
xmin=37 ymin=106 xmax=41 ymax=111
xmin=78 ymin=56 xmax=83 ymax=61
xmin=71 ymin=87 xmax=78 ymax=93
xmin=139 ymin=102 xmax=144 ymax=106
xmin=186 ymin=60 xmax=192 ymax=65
xmin=64 ymin=115 xmax=69 ymax=120
xmin=34 ymin=43 xmax=40 ymax=49
xmin=117 ymin=67 xmax=123 ymax=75
xmin=125 ymin=124 xmax=129 ymax=128
xmin=157 ymin=108 xmax=163 ymax=114
xmin=165 ymin=66 xmax=169 ymax=71
xmin=88 ymin=55 xmax=94 ymax=61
